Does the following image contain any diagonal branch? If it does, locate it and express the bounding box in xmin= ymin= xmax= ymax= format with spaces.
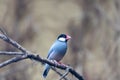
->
xmin=51 ymin=67 xmax=70 ymax=80
xmin=0 ymin=51 xmax=84 ymax=80
xmin=0 ymin=55 xmax=27 ymax=68
xmin=0 ymin=51 xmax=69 ymax=80
xmin=0 ymin=34 xmax=27 ymax=53
xmin=59 ymin=67 xmax=70 ymax=80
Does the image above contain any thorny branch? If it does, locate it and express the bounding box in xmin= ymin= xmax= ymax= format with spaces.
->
xmin=0 ymin=29 xmax=84 ymax=80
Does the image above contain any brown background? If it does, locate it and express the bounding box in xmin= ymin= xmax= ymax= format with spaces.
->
xmin=0 ymin=0 xmax=120 ymax=80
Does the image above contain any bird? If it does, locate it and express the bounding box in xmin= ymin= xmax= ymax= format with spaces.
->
xmin=42 ymin=34 xmax=71 ymax=78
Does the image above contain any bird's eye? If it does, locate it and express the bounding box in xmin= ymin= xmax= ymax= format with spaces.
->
xmin=58 ymin=37 xmax=66 ymax=41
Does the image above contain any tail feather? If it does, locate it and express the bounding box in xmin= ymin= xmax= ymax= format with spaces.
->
xmin=42 ymin=64 xmax=51 ymax=78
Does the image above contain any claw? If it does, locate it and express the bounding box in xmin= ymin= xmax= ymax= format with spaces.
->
xmin=50 ymin=60 xmax=68 ymax=67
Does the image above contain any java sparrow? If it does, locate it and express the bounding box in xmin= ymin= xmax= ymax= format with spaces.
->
xmin=42 ymin=34 xmax=71 ymax=78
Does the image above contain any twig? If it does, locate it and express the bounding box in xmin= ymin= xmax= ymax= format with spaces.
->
xmin=51 ymin=67 xmax=70 ymax=80
xmin=0 ymin=51 xmax=24 ymax=55
xmin=59 ymin=67 xmax=70 ymax=80
xmin=0 ymin=33 xmax=28 ymax=53
xmin=0 ymin=28 xmax=8 ymax=37
xmin=0 ymin=55 xmax=27 ymax=68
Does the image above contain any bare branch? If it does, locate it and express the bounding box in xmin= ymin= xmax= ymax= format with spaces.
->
xmin=0 ymin=55 xmax=27 ymax=68
xmin=0 ymin=28 xmax=8 ymax=37
xmin=59 ymin=67 xmax=70 ymax=80
xmin=0 ymin=33 xmax=27 ymax=53
xmin=0 ymin=51 xmax=84 ymax=80
xmin=51 ymin=67 xmax=70 ymax=80
xmin=0 ymin=51 xmax=24 ymax=55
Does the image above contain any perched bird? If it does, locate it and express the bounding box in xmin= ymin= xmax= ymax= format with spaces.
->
xmin=42 ymin=34 xmax=71 ymax=78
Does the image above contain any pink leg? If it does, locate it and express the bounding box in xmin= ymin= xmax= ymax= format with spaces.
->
xmin=58 ymin=61 xmax=68 ymax=67
xmin=51 ymin=60 xmax=68 ymax=67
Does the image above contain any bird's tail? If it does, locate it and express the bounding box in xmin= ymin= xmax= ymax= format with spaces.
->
xmin=42 ymin=64 xmax=51 ymax=78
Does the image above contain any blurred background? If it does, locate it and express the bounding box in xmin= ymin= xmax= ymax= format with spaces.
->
xmin=0 ymin=0 xmax=120 ymax=80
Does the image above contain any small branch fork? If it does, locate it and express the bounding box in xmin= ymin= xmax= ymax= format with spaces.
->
xmin=59 ymin=67 xmax=70 ymax=80
xmin=0 ymin=29 xmax=84 ymax=80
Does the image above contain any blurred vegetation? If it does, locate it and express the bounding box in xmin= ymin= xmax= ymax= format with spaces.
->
xmin=0 ymin=0 xmax=120 ymax=80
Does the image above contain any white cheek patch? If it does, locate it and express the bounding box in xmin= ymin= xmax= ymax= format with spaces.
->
xmin=58 ymin=37 xmax=66 ymax=42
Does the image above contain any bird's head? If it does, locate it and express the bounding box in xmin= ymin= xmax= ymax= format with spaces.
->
xmin=57 ymin=34 xmax=71 ymax=42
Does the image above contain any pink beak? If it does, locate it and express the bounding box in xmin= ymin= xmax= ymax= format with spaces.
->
xmin=66 ymin=35 xmax=71 ymax=40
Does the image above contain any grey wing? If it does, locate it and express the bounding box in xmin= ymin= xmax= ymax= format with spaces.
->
xmin=47 ymin=41 xmax=58 ymax=59
xmin=47 ymin=49 xmax=52 ymax=59
xmin=47 ymin=50 xmax=64 ymax=61
xmin=47 ymin=44 xmax=55 ymax=59
xmin=47 ymin=41 xmax=67 ymax=61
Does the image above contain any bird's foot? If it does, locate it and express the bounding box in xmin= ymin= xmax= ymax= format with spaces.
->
xmin=58 ymin=62 xmax=68 ymax=67
xmin=51 ymin=60 xmax=68 ymax=67
xmin=53 ymin=60 xmax=58 ymax=64
xmin=50 ymin=60 xmax=59 ymax=67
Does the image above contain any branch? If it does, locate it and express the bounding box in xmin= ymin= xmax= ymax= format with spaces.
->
xmin=59 ymin=67 xmax=70 ymax=80
xmin=0 ymin=51 xmax=24 ymax=55
xmin=0 ymin=30 xmax=84 ymax=80
xmin=0 ymin=55 xmax=27 ymax=68
xmin=51 ymin=67 xmax=70 ymax=80
xmin=0 ymin=33 xmax=28 ymax=53
xmin=0 ymin=51 xmax=84 ymax=80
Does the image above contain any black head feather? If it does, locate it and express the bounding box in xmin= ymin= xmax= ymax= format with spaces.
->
xmin=57 ymin=34 xmax=67 ymax=39
xmin=57 ymin=34 xmax=71 ymax=42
